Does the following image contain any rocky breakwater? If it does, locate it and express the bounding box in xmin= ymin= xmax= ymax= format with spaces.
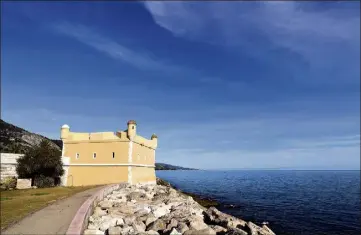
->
xmin=84 ymin=183 xmax=276 ymax=235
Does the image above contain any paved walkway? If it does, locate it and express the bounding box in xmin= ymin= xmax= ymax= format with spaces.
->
xmin=2 ymin=186 xmax=103 ymax=235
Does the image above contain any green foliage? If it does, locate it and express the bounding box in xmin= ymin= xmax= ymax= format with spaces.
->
xmin=16 ymin=140 xmax=63 ymax=187
xmin=155 ymin=163 xmax=197 ymax=171
xmin=33 ymin=175 xmax=55 ymax=188
xmin=0 ymin=177 xmax=17 ymax=190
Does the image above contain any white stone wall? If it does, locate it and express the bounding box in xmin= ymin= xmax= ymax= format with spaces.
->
xmin=0 ymin=153 xmax=24 ymax=179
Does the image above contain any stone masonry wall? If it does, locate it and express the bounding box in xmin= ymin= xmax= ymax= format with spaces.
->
xmin=0 ymin=153 xmax=23 ymax=180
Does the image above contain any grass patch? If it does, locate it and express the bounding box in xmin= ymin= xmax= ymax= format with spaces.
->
xmin=31 ymin=193 xmax=50 ymax=196
xmin=0 ymin=185 xmax=99 ymax=230
xmin=0 ymin=197 xmax=12 ymax=201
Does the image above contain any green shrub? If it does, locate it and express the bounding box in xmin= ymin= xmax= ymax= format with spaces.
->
xmin=34 ymin=175 xmax=54 ymax=188
xmin=0 ymin=177 xmax=17 ymax=190
xmin=16 ymin=140 xmax=63 ymax=187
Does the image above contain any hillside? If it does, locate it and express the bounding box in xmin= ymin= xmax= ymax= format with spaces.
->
xmin=0 ymin=119 xmax=61 ymax=153
xmin=155 ymin=163 xmax=197 ymax=170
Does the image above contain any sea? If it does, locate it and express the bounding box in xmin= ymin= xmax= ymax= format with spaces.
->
xmin=156 ymin=170 xmax=360 ymax=235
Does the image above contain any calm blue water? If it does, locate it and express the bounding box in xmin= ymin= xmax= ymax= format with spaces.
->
xmin=157 ymin=170 xmax=360 ymax=235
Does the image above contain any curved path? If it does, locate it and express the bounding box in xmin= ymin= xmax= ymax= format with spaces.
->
xmin=2 ymin=186 xmax=103 ymax=235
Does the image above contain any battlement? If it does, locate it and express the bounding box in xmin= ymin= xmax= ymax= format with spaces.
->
xmin=60 ymin=121 xmax=157 ymax=149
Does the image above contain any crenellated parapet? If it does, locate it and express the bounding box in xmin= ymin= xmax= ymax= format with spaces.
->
xmin=60 ymin=120 xmax=158 ymax=149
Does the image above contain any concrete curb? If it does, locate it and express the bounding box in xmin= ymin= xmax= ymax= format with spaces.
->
xmin=66 ymin=183 xmax=125 ymax=235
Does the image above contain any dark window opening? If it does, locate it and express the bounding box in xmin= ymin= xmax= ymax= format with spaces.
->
xmin=112 ymin=152 xmax=115 ymax=158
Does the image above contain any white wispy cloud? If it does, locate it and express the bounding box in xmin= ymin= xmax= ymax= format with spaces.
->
xmin=52 ymin=22 xmax=188 ymax=73
xmin=144 ymin=1 xmax=360 ymax=71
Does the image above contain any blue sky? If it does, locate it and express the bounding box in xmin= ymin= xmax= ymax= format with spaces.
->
xmin=1 ymin=1 xmax=360 ymax=170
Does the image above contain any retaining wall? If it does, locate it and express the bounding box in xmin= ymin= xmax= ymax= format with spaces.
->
xmin=66 ymin=183 xmax=127 ymax=235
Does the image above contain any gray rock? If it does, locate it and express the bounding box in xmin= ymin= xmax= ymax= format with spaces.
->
xmin=99 ymin=219 xmax=116 ymax=232
xmin=94 ymin=207 xmax=107 ymax=217
xmin=247 ymin=221 xmax=261 ymax=235
xmin=124 ymin=216 xmax=136 ymax=225
xmin=188 ymin=217 xmax=208 ymax=231
xmin=176 ymin=222 xmax=189 ymax=234
xmin=127 ymin=191 xmax=147 ymax=201
xmin=88 ymin=223 xmax=99 ymax=230
xmin=132 ymin=219 xmax=146 ymax=233
xmin=107 ymin=226 xmax=122 ymax=235
xmin=146 ymin=230 xmax=160 ymax=235
xmin=152 ymin=205 xmax=171 ymax=218
xmin=169 ymin=228 xmax=182 ymax=235
xmin=260 ymin=225 xmax=276 ymax=235
xmin=120 ymin=225 xmax=135 ymax=235
xmin=99 ymin=200 xmax=113 ymax=209
xmin=110 ymin=216 xmax=124 ymax=226
xmin=168 ymin=188 xmax=178 ymax=198
xmin=225 ymin=228 xmax=248 ymax=235
xmin=113 ymin=204 xmax=135 ymax=215
xmin=165 ymin=218 xmax=178 ymax=232
xmin=183 ymin=228 xmax=216 ymax=235
xmin=147 ymin=219 xmax=167 ymax=232
xmin=83 ymin=229 xmax=104 ymax=235
xmin=204 ymin=207 xmax=246 ymax=229
xmin=145 ymin=215 xmax=157 ymax=226
xmin=228 ymin=220 xmax=246 ymax=229
xmin=210 ymin=225 xmax=227 ymax=233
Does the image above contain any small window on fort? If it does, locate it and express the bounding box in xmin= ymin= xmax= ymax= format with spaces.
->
xmin=112 ymin=152 xmax=115 ymax=158
xmin=132 ymin=126 xmax=134 ymax=129
xmin=76 ymin=153 xmax=79 ymax=159
xmin=93 ymin=153 xmax=96 ymax=159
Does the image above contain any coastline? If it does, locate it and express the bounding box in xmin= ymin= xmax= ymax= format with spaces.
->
xmin=156 ymin=177 xmax=219 ymax=208
xmin=84 ymin=179 xmax=276 ymax=235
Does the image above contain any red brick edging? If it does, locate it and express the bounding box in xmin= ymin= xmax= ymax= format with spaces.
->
xmin=66 ymin=183 xmax=124 ymax=235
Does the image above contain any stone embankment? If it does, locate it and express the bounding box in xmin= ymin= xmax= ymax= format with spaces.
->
xmin=83 ymin=179 xmax=275 ymax=235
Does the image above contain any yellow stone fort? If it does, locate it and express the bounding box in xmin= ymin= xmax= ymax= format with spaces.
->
xmin=60 ymin=120 xmax=157 ymax=186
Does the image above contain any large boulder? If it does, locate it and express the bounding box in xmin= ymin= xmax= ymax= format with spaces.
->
xmin=165 ymin=218 xmax=178 ymax=233
xmin=99 ymin=217 xmax=117 ymax=232
xmin=119 ymin=225 xmax=135 ymax=235
xmin=260 ymin=225 xmax=276 ymax=235
xmin=127 ymin=191 xmax=147 ymax=201
xmin=146 ymin=230 xmax=160 ymax=235
xmin=124 ymin=216 xmax=136 ymax=225
xmin=204 ymin=207 xmax=246 ymax=229
xmin=93 ymin=207 xmax=107 ymax=217
xmin=132 ymin=218 xmax=146 ymax=233
xmin=83 ymin=229 xmax=104 ymax=235
xmin=184 ymin=227 xmax=216 ymax=235
xmin=107 ymin=226 xmax=122 ymax=235
xmin=246 ymin=221 xmax=262 ymax=235
xmin=145 ymin=214 xmax=157 ymax=226
xmin=169 ymin=228 xmax=182 ymax=235
xmin=210 ymin=225 xmax=227 ymax=233
xmin=176 ymin=222 xmax=189 ymax=234
xmin=147 ymin=219 xmax=167 ymax=233
xmin=111 ymin=204 xmax=135 ymax=215
xmin=99 ymin=200 xmax=113 ymax=209
xmin=188 ymin=216 xmax=208 ymax=231
xmin=152 ymin=205 xmax=171 ymax=218
xmin=225 ymin=228 xmax=248 ymax=235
